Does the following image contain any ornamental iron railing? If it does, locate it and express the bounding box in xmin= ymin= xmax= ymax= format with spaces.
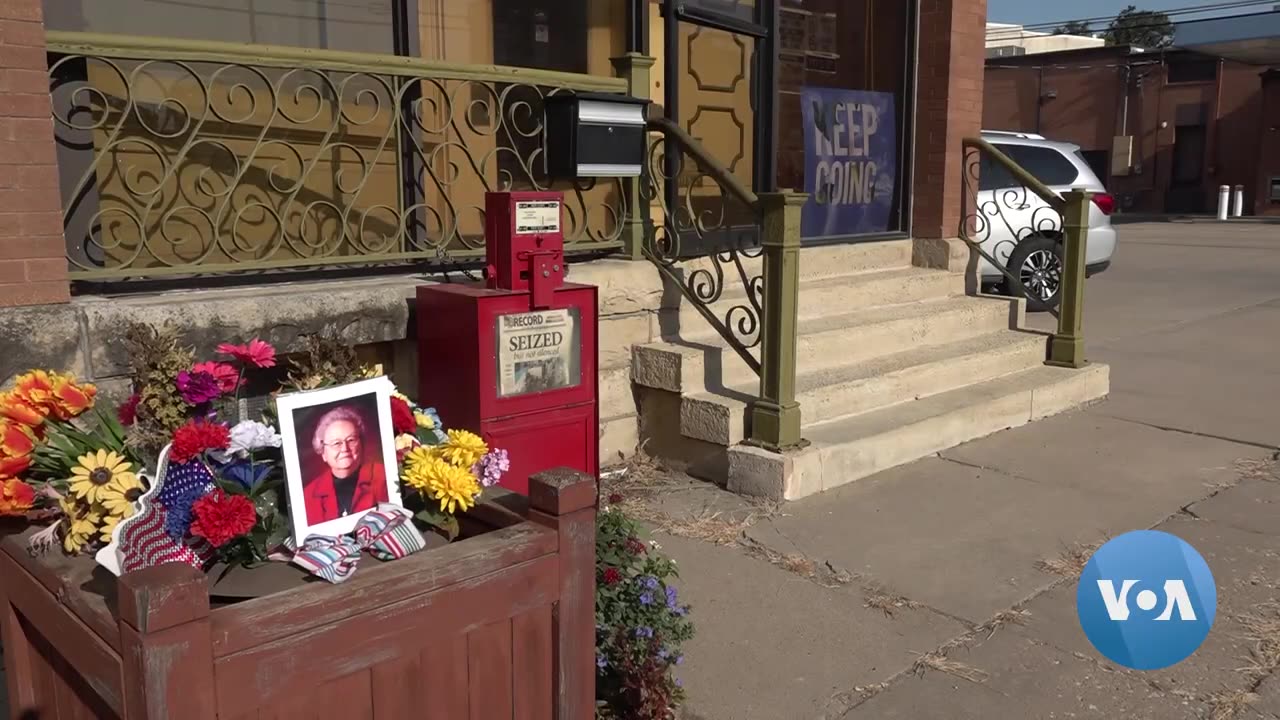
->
xmin=641 ymin=115 xmax=806 ymax=450
xmin=640 ymin=115 xmax=765 ymax=375
xmin=960 ymin=138 xmax=1091 ymax=368
xmin=46 ymin=32 xmax=628 ymax=282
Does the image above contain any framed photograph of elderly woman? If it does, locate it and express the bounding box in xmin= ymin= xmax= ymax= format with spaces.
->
xmin=275 ymin=376 xmax=402 ymax=544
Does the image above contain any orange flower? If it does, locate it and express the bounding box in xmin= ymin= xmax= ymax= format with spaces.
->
xmin=0 ymin=478 xmax=35 ymax=516
xmin=49 ymin=374 xmax=95 ymax=420
xmin=0 ymin=419 xmax=34 ymax=459
xmin=0 ymin=390 xmax=46 ymax=433
xmin=12 ymin=370 xmax=56 ymax=414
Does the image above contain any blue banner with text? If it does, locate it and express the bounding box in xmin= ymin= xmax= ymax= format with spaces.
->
xmin=800 ymin=88 xmax=897 ymax=239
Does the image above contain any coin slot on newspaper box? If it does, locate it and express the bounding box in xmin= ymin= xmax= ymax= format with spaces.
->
xmin=417 ymin=191 xmax=598 ymax=495
xmin=545 ymin=92 xmax=649 ymax=179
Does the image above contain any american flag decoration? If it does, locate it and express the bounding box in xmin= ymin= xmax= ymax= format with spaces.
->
xmin=118 ymin=504 xmax=214 ymax=574
xmin=157 ymin=459 xmax=215 ymax=508
xmin=95 ymin=444 xmax=217 ymax=576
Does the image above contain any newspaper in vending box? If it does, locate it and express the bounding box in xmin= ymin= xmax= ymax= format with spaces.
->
xmin=496 ymin=308 xmax=582 ymax=398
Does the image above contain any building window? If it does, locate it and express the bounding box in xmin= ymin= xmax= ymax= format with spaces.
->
xmin=1270 ymin=177 xmax=1280 ymax=203
xmin=1167 ymin=57 xmax=1218 ymax=84
xmin=44 ymin=0 xmax=397 ymax=54
xmin=776 ymin=0 xmax=914 ymax=239
xmin=417 ymin=0 xmax=625 ymax=76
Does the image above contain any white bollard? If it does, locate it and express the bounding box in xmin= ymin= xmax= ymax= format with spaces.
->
xmin=1232 ymin=185 xmax=1245 ymax=218
xmin=1217 ymin=185 xmax=1231 ymax=220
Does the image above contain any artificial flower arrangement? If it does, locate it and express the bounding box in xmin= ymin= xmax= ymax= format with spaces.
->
xmin=0 ymin=323 xmax=508 ymax=585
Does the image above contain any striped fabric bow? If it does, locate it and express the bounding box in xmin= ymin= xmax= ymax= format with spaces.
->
xmin=280 ymin=504 xmax=427 ymax=584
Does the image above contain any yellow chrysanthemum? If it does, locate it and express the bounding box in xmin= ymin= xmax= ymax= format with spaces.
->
xmin=440 ymin=429 xmax=487 ymax=469
xmin=427 ymin=461 xmax=481 ymax=514
xmin=68 ymin=450 xmax=137 ymax=505
xmin=402 ymin=445 xmax=439 ymax=470
xmin=99 ymin=470 xmax=144 ymax=518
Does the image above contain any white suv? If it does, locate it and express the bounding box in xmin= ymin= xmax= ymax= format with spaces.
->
xmin=976 ymin=131 xmax=1117 ymax=311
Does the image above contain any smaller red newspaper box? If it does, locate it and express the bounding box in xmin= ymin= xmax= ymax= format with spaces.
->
xmin=416 ymin=191 xmax=598 ymax=494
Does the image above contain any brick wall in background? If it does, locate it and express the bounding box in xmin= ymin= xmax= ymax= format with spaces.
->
xmin=912 ymin=0 xmax=988 ymax=240
xmin=0 ymin=0 xmax=70 ymax=307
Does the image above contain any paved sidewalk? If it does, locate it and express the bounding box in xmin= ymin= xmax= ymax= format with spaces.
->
xmin=611 ymin=222 xmax=1280 ymax=720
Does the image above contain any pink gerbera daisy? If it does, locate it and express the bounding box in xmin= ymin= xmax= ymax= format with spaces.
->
xmin=216 ymin=339 xmax=277 ymax=369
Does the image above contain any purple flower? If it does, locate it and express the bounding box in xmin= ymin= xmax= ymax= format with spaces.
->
xmin=658 ymin=648 xmax=670 ymax=659
xmin=473 ymin=448 xmax=511 ymax=488
xmin=636 ymin=626 xmax=653 ymax=639
xmin=642 ymin=575 xmax=659 ymax=590
xmin=665 ymin=585 xmax=678 ymax=608
xmin=639 ymin=592 xmax=653 ymax=605
xmin=674 ymin=606 xmax=688 ymax=617
xmin=596 ymin=654 xmax=607 ymax=669
xmin=674 ymin=654 xmax=684 ymax=665
xmin=176 ymin=370 xmax=222 ymax=405
xmin=675 ymin=677 xmax=683 ymax=688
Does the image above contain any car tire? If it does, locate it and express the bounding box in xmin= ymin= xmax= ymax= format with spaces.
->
xmin=1003 ymin=235 xmax=1064 ymax=313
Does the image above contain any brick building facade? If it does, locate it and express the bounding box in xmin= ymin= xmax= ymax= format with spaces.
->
xmin=985 ymin=45 xmax=1280 ymax=217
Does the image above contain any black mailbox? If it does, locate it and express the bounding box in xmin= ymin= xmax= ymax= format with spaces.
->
xmin=545 ymin=92 xmax=649 ymax=179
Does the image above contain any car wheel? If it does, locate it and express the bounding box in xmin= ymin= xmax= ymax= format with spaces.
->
xmin=1003 ymin=235 xmax=1063 ymax=313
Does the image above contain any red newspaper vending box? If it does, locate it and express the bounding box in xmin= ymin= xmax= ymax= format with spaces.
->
xmin=416 ymin=191 xmax=598 ymax=494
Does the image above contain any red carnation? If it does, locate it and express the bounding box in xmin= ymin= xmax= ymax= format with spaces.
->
xmin=189 ymin=489 xmax=256 ymax=547
xmin=602 ymin=567 xmax=623 ymax=586
xmin=389 ymin=396 xmax=417 ymax=436
xmin=170 ymin=419 xmax=231 ymax=464
xmin=117 ymin=394 xmax=140 ymax=426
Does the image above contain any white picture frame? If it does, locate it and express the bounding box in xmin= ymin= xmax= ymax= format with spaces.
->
xmin=275 ymin=376 xmax=402 ymax=544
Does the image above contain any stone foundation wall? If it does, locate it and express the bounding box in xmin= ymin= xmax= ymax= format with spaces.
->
xmin=1 ymin=259 xmax=671 ymax=467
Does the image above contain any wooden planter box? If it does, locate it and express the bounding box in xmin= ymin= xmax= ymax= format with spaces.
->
xmin=0 ymin=469 xmax=597 ymax=720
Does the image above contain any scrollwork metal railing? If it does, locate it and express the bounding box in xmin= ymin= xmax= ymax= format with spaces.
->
xmin=960 ymin=137 xmax=1092 ymax=368
xmin=959 ymin=138 xmax=1069 ymax=319
xmin=46 ymin=32 xmax=629 ymax=281
xmin=640 ymin=116 xmax=765 ymax=376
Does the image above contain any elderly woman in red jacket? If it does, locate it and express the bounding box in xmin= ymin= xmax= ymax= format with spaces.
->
xmin=302 ymin=405 xmax=388 ymax=524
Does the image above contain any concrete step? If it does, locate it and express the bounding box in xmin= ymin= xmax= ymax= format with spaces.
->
xmin=679 ymin=330 xmax=1050 ymax=445
xmin=633 ymin=295 xmax=1021 ymax=394
xmin=670 ymin=239 xmax=914 ymax=287
xmin=671 ymin=267 xmax=963 ymax=339
xmin=727 ymin=363 xmax=1112 ymax=501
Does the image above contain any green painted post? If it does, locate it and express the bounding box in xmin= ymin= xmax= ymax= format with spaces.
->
xmin=750 ymin=191 xmax=808 ymax=451
xmin=611 ymin=53 xmax=656 ymax=261
xmin=1048 ymin=189 xmax=1091 ymax=369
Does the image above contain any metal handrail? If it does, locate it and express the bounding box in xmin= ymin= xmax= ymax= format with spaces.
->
xmin=44 ymin=31 xmax=628 ymax=92
xmin=964 ymin=137 xmax=1066 ymax=213
xmin=646 ymin=116 xmax=760 ymax=210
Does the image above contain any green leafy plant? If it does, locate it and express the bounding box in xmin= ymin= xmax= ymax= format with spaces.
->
xmin=28 ymin=408 xmax=136 ymax=491
xmin=595 ymin=502 xmax=694 ymax=720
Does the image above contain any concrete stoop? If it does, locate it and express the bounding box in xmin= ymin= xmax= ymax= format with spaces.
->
xmin=631 ymin=239 xmax=1111 ymax=501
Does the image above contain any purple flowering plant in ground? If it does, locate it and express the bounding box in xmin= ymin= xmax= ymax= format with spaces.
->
xmin=595 ymin=501 xmax=694 ymax=720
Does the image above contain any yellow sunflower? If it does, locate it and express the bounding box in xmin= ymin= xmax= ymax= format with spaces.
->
xmin=99 ymin=513 xmax=123 ymax=543
xmin=440 ymin=429 xmax=487 ymax=469
xmin=69 ymin=450 xmax=137 ymax=505
xmin=60 ymin=497 xmax=101 ymax=553
xmin=99 ymin=471 xmax=144 ymax=519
